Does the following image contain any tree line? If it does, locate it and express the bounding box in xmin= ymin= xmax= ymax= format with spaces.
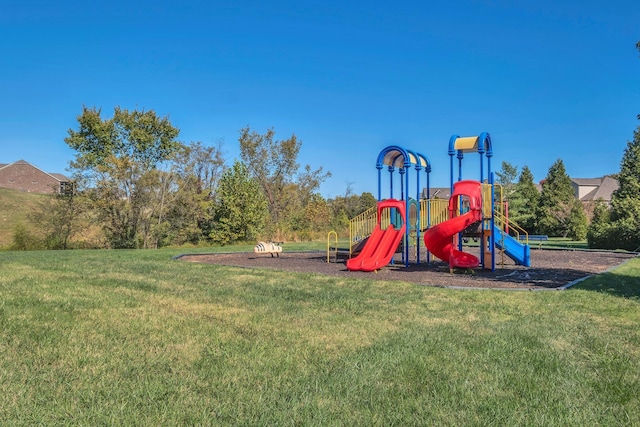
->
xmin=21 ymin=106 xmax=376 ymax=250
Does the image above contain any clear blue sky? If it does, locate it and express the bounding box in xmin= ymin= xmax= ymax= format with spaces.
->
xmin=1 ymin=0 xmax=639 ymax=198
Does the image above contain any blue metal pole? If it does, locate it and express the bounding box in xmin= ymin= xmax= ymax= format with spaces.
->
xmin=490 ymin=172 xmax=496 ymax=271
xmin=449 ymin=154 xmax=454 ymax=194
xmin=415 ymin=164 xmax=421 ymax=264
xmin=377 ymin=165 xmax=383 ymax=201
xmin=448 ymin=135 xmax=457 ymax=194
xmin=457 ymin=150 xmax=464 ymax=253
xmin=404 ymin=163 xmax=410 ymax=267
xmin=478 ymin=134 xmax=485 ymax=185
xmin=426 ymin=165 xmax=431 ymax=264
xmin=399 ymin=167 xmax=405 ymax=202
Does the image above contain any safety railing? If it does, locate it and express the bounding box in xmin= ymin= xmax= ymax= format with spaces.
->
xmin=348 ymin=205 xmax=392 ymax=253
xmin=420 ymin=199 xmax=449 ymax=229
xmin=494 ymin=210 xmax=528 ymax=242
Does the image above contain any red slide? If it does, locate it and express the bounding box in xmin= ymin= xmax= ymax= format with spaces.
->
xmin=347 ymin=199 xmax=406 ymax=272
xmin=423 ymin=180 xmax=482 ymax=269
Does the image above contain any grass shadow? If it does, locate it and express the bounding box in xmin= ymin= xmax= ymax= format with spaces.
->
xmin=572 ymin=268 xmax=640 ymax=300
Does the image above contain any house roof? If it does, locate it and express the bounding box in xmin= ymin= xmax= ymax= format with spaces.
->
xmin=49 ymin=173 xmax=70 ymax=182
xmin=421 ymin=187 xmax=451 ymax=199
xmin=569 ymin=176 xmax=618 ymax=201
xmin=571 ymin=177 xmax=603 ymax=186
xmin=0 ymin=159 xmax=70 ymax=182
xmin=584 ymin=176 xmax=618 ymax=201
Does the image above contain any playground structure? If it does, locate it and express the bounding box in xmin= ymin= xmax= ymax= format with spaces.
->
xmin=347 ymin=133 xmax=531 ymax=272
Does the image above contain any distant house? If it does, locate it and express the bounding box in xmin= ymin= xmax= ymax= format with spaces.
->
xmin=570 ymin=176 xmax=618 ymax=204
xmin=0 ymin=160 xmax=71 ymax=194
xmin=421 ymin=187 xmax=452 ymax=200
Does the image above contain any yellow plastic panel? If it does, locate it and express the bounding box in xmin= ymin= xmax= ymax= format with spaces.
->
xmin=454 ymin=136 xmax=479 ymax=152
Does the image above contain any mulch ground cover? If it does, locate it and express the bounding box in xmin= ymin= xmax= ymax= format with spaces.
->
xmin=178 ymin=248 xmax=636 ymax=290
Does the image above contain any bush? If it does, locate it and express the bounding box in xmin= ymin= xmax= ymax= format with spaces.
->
xmin=10 ymin=223 xmax=43 ymax=251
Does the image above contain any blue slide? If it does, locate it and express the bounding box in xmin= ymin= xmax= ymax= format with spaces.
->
xmin=493 ymin=225 xmax=531 ymax=267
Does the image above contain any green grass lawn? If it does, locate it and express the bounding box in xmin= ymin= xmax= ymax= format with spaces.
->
xmin=1 ymin=245 xmax=639 ymax=425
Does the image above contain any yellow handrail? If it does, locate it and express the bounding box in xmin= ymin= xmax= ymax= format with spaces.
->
xmin=494 ymin=210 xmax=528 ymax=242
xmin=420 ymin=199 xmax=449 ymax=229
xmin=326 ymin=231 xmax=338 ymax=263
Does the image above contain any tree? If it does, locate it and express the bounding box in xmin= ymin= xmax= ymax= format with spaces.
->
xmin=590 ymin=116 xmax=640 ymax=250
xmin=567 ymin=201 xmax=588 ymax=240
xmin=536 ymin=159 xmax=586 ymax=238
xmin=173 ymin=140 xmax=226 ymax=197
xmin=587 ymin=40 xmax=640 ymax=250
xmin=30 ymin=180 xmax=88 ymax=249
xmin=508 ymin=166 xmax=539 ymax=233
xmin=611 ymin=121 xmax=640 ymax=205
xmin=359 ymin=192 xmax=377 ymax=214
xmin=167 ymin=141 xmax=227 ymax=244
xmin=134 ymin=168 xmax=179 ymax=249
xmin=304 ymin=193 xmax=332 ymax=232
xmin=66 ymin=107 xmax=181 ymax=181
xmin=65 ymin=106 xmax=181 ymax=248
xmin=238 ymin=127 xmax=300 ymax=227
xmin=586 ymin=199 xmax=612 ymax=248
xmin=210 ymin=161 xmax=268 ymax=245
xmin=238 ymin=126 xmax=330 ymax=238
xmin=495 ymin=161 xmax=519 ymax=202
xmin=278 ymin=164 xmax=333 ymax=239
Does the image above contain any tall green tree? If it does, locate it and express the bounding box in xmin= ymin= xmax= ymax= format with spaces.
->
xmin=596 ymin=116 xmax=640 ymax=250
xmin=536 ymin=159 xmax=586 ymax=238
xmin=587 ymin=41 xmax=640 ymax=250
xmin=509 ymin=166 xmax=539 ymax=233
xmin=586 ymin=199 xmax=612 ymax=248
xmin=567 ymin=201 xmax=589 ymax=240
xmin=65 ymin=106 xmax=181 ymax=248
xmin=210 ymin=161 xmax=268 ymax=245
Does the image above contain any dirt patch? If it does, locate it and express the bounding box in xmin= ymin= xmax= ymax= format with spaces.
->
xmin=178 ymin=249 xmax=636 ymax=290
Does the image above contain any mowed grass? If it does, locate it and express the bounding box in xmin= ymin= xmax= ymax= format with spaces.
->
xmin=1 ymin=247 xmax=639 ymax=426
